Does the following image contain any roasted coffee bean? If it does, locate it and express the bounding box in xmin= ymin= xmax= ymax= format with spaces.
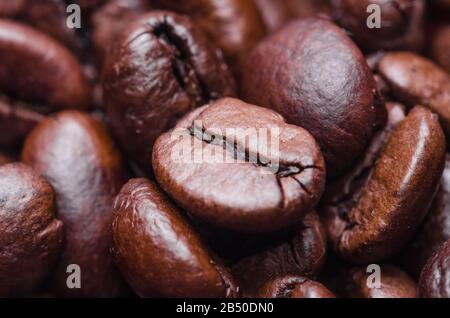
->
xmin=379 ymin=52 xmax=450 ymax=137
xmin=153 ymin=98 xmax=326 ymax=234
xmin=419 ymin=238 xmax=450 ymax=298
xmin=21 ymin=111 xmax=128 ymax=297
xmin=149 ymin=0 xmax=266 ymax=73
xmin=102 ymin=11 xmax=236 ymax=168
xmin=256 ymin=275 xmax=335 ymax=298
xmin=322 ymin=106 xmax=446 ymax=263
xmin=90 ymin=0 xmax=151 ymax=63
xmin=232 ymin=211 xmax=327 ymax=296
xmin=430 ymin=25 xmax=450 ymax=74
xmin=331 ymin=0 xmax=425 ymax=52
xmin=329 ymin=265 xmax=417 ymax=298
xmin=112 ymin=178 xmax=238 ymax=298
xmin=242 ymin=17 xmax=384 ymax=177
xmin=0 ymin=19 xmax=91 ymax=147
xmin=0 ymin=163 xmax=63 ymax=297
xmin=400 ymin=154 xmax=450 ymax=277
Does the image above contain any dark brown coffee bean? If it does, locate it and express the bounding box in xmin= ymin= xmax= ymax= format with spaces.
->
xmin=242 ymin=17 xmax=383 ymax=177
xmin=419 ymin=239 xmax=450 ymax=298
xmin=149 ymin=0 xmax=266 ymax=74
xmin=331 ymin=0 xmax=425 ymax=52
xmin=330 ymin=265 xmax=417 ymax=298
xmin=102 ymin=11 xmax=236 ymax=168
xmin=430 ymin=24 xmax=450 ymax=74
xmin=257 ymin=275 xmax=335 ymax=298
xmin=0 ymin=19 xmax=91 ymax=147
xmin=112 ymin=178 xmax=239 ymax=298
xmin=322 ymin=106 xmax=446 ymax=263
xmin=90 ymin=0 xmax=151 ymax=63
xmin=400 ymin=154 xmax=450 ymax=277
xmin=21 ymin=111 xmax=128 ymax=297
xmin=153 ymin=98 xmax=326 ymax=234
xmin=0 ymin=163 xmax=64 ymax=297
xmin=232 ymin=211 xmax=327 ymax=296
xmin=378 ymin=52 xmax=450 ymax=137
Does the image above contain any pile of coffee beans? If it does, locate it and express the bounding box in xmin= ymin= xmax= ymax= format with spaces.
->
xmin=0 ymin=0 xmax=449 ymax=298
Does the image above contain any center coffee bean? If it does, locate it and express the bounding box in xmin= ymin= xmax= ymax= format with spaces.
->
xmin=153 ymin=98 xmax=326 ymax=233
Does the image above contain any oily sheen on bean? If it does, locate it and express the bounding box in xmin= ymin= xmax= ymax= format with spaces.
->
xmin=102 ymin=11 xmax=236 ymax=168
xmin=322 ymin=106 xmax=446 ymax=263
xmin=22 ymin=111 xmax=128 ymax=297
xmin=152 ymin=98 xmax=326 ymax=234
xmin=112 ymin=178 xmax=239 ymax=298
xmin=242 ymin=17 xmax=384 ymax=177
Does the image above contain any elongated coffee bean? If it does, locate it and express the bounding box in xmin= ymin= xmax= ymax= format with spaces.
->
xmin=21 ymin=111 xmax=128 ymax=297
xmin=112 ymin=178 xmax=238 ymax=298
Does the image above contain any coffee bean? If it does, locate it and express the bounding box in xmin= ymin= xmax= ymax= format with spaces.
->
xmin=322 ymin=106 xmax=446 ymax=263
xmin=242 ymin=17 xmax=385 ymax=177
xmin=153 ymin=98 xmax=326 ymax=233
xmin=257 ymin=275 xmax=335 ymax=298
xmin=21 ymin=111 xmax=128 ymax=297
xmin=378 ymin=52 xmax=450 ymax=137
xmin=102 ymin=11 xmax=236 ymax=168
xmin=112 ymin=178 xmax=239 ymax=298
xmin=430 ymin=24 xmax=450 ymax=74
xmin=0 ymin=19 xmax=91 ymax=147
xmin=329 ymin=265 xmax=417 ymax=298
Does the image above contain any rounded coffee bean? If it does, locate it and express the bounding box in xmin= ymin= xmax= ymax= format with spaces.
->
xmin=257 ymin=276 xmax=335 ymax=298
xmin=102 ymin=11 xmax=236 ymax=168
xmin=0 ymin=19 xmax=91 ymax=147
xmin=112 ymin=178 xmax=238 ymax=298
xmin=430 ymin=25 xmax=450 ymax=74
xmin=242 ymin=17 xmax=384 ymax=177
xmin=322 ymin=106 xmax=446 ymax=263
xmin=22 ymin=111 xmax=128 ymax=297
xmin=331 ymin=0 xmax=425 ymax=52
xmin=153 ymin=98 xmax=326 ymax=233
xmin=419 ymin=239 xmax=450 ymax=298
xmin=149 ymin=0 xmax=266 ymax=73
xmin=400 ymin=154 xmax=450 ymax=277
xmin=232 ymin=211 xmax=326 ymax=296
xmin=0 ymin=163 xmax=63 ymax=297
xmin=330 ymin=265 xmax=417 ymax=298
xmin=378 ymin=52 xmax=450 ymax=137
